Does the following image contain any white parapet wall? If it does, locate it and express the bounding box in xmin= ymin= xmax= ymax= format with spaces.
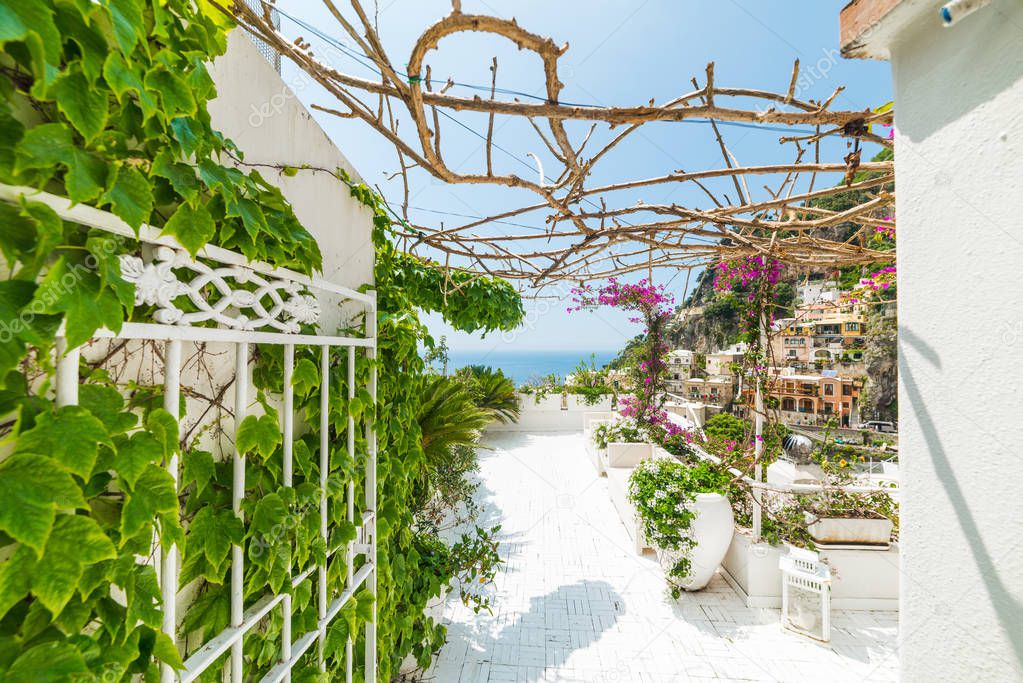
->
xmin=488 ymin=393 xmax=615 ymax=432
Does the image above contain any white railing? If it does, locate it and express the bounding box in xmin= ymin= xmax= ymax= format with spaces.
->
xmin=3 ymin=185 xmax=377 ymax=682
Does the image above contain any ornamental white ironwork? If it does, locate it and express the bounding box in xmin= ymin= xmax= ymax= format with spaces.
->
xmin=119 ymin=246 xmax=322 ymax=332
xmin=1 ymin=184 xmax=377 ymax=683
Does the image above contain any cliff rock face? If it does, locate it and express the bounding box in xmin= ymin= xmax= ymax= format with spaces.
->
xmin=860 ymin=304 xmax=898 ymax=421
xmin=669 ymin=270 xmax=742 ymax=353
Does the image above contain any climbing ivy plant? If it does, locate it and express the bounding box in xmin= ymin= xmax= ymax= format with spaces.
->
xmin=0 ymin=0 xmax=523 ymax=680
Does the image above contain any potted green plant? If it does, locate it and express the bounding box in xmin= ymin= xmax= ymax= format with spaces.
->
xmin=799 ymin=452 xmax=897 ymax=547
xmin=628 ymin=459 xmax=734 ymax=596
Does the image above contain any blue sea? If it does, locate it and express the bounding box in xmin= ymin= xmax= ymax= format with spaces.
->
xmin=436 ymin=349 xmax=618 ymax=386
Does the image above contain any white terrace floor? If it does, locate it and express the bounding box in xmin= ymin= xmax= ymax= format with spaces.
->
xmin=424 ymin=431 xmax=899 ymax=683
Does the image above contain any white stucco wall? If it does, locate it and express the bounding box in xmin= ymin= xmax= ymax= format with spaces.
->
xmin=885 ymin=2 xmax=1023 ymax=680
xmin=206 ymin=31 xmax=375 ymax=330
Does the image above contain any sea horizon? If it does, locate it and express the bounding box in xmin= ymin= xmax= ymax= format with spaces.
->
xmin=433 ymin=348 xmax=620 ymax=386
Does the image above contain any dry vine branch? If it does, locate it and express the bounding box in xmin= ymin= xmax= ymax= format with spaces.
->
xmin=222 ymin=1 xmax=895 ymax=287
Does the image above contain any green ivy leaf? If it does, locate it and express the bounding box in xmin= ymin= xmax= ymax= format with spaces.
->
xmin=292 ymin=357 xmax=320 ymax=397
xmin=236 ymin=414 xmax=282 ymax=461
xmin=145 ymin=65 xmax=196 ymax=117
xmin=0 ymin=454 xmax=85 ymax=554
xmin=0 ymin=281 xmax=35 ymax=379
xmin=0 ymin=545 xmax=37 ymax=620
xmin=31 ymin=258 xmax=125 ymax=348
xmin=146 ymin=408 xmax=180 ymax=459
xmin=79 ymin=384 xmax=137 ymax=435
xmin=103 ymin=51 xmax=157 ymax=118
xmin=225 ymin=195 xmax=268 ymax=239
xmin=120 ymin=464 xmax=178 ymax=543
xmin=14 ymin=405 xmax=113 ymax=479
xmin=51 ymin=68 xmax=108 ymax=142
xmin=182 ymin=449 xmax=216 ymax=496
xmin=162 ymin=200 xmax=215 ymax=256
xmin=105 ymin=0 xmax=145 ymax=55
xmin=32 ymin=515 xmax=116 ymax=615
xmin=187 ymin=507 xmax=243 ymax=569
xmin=150 ymin=148 xmax=198 ymax=200
xmin=65 ymin=148 xmax=108 ymax=203
xmin=248 ymin=492 xmax=288 ymax=538
xmin=101 ymin=163 xmax=153 ymax=230
xmin=0 ymin=2 xmax=62 ymax=84
xmin=113 ymin=431 xmax=163 ymax=488
xmin=120 ymin=562 xmax=162 ymax=629
xmin=355 ymin=587 xmax=375 ymax=622
xmin=153 ymin=630 xmax=185 ymax=670
xmin=169 ymin=116 xmax=203 ymax=157
xmin=13 ymin=122 xmax=71 ymax=173
xmin=53 ymin=6 xmax=108 ymax=82
xmin=5 ymin=641 xmax=89 ymax=683
xmin=15 ymin=200 xmax=63 ymax=282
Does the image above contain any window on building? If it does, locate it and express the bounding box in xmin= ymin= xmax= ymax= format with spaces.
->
xmin=824 ymin=384 xmax=835 ymax=396
xmin=842 ymin=384 xmax=852 ymax=396
xmin=846 ymin=322 xmax=860 ymax=331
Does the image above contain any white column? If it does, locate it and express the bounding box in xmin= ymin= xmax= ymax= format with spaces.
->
xmin=231 ymin=342 xmax=249 ymax=681
xmin=281 ymin=344 xmax=294 ymax=681
xmin=161 ymin=339 xmax=182 ymax=683
xmin=346 ymin=345 xmax=356 ymax=683
xmin=364 ymin=299 xmax=378 ymax=682
xmin=317 ymin=346 xmax=329 ymax=671
xmin=55 ymin=337 xmax=79 ymax=407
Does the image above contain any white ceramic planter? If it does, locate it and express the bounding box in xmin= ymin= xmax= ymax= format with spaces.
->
xmin=606 ymin=442 xmax=652 ymax=468
xmin=804 ymin=513 xmax=893 ymax=546
xmin=658 ymin=493 xmax=734 ymax=591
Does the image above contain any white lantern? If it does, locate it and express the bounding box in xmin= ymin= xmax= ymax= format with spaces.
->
xmin=780 ymin=546 xmax=832 ymax=641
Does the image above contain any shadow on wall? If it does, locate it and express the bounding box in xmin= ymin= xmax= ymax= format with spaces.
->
xmin=900 ymin=326 xmax=1023 ymax=671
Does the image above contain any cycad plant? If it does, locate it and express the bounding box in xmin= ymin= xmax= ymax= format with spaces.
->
xmin=454 ymin=365 xmax=521 ymax=424
xmin=417 ymin=375 xmax=493 ymax=463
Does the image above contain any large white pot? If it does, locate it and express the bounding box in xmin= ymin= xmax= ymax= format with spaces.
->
xmin=658 ymin=493 xmax=734 ymax=591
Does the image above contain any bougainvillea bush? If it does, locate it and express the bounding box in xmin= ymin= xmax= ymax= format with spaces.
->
xmin=569 ymin=278 xmax=674 ymax=421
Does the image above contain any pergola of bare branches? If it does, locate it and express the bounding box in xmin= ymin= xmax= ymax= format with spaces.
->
xmin=222 ymin=0 xmax=895 ymax=290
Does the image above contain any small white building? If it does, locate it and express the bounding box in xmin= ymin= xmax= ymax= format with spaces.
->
xmin=705 ymin=343 xmax=747 ymax=377
xmin=796 ymin=279 xmax=841 ymax=305
xmin=664 ymin=349 xmax=694 ymax=393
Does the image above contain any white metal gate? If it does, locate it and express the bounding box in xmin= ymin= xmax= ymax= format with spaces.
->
xmin=1 ymin=186 xmax=378 ymax=682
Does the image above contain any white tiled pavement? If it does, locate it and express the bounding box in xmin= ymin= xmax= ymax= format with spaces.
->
xmin=423 ymin=431 xmax=899 ymax=683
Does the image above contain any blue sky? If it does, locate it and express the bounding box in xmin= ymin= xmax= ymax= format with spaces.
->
xmin=273 ymin=0 xmax=892 ymax=351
